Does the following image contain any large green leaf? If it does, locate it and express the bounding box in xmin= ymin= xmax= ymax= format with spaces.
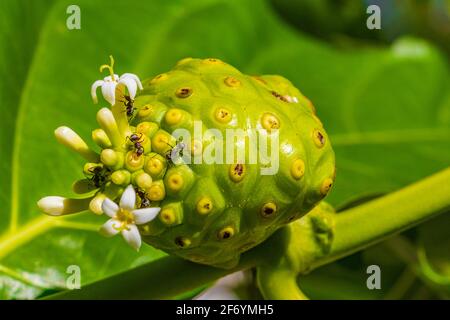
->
xmin=0 ymin=0 xmax=54 ymax=231
xmin=0 ymin=0 xmax=448 ymax=299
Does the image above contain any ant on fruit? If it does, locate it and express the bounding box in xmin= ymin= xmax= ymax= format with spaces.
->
xmin=164 ymin=137 xmax=186 ymax=166
xmin=148 ymin=137 xmax=185 ymax=167
xmin=127 ymin=133 xmax=145 ymax=158
xmin=135 ymin=187 xmax=151 ymax=208
xmin=85 ymin=166 xmax=110 ymax=189
xmin=120 ymin=95 xmax=136 ymax=118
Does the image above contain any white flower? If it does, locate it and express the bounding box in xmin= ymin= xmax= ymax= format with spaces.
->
xmin=100 ymin=185 xmax=160 ymax=250
xmin=91 ymin=55 xmax=143 ymax=106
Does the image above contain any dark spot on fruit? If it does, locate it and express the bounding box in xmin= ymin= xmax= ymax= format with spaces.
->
xmin=218 ymin=227 xmax=235 ymax=240
xmin=271 ymin=90 xmax=288 ymax=102
xmin=261 ymin=202 xmax=277 ymax=218
xmin=175 ymin=236 xmax=191 ymax=248
xmin=176 ymin=87 xmax=192 ymax=98
xmin=313 ymin=129 xmax=326 ymax=148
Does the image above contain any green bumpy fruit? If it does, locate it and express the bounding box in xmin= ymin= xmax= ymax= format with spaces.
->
xmin=129 ymin=58 xmax=335 ymax=268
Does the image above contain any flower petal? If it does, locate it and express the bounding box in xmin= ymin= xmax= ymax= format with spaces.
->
xmin=101 ymin=81 xmax=117 ymax=106
xmin=118 ymin=77 xmax=137 ymax=100
xmin=37 ymin=196 xmax=66 ymax=216
xmin=37 ymin=196 xmax=89 ymax=216
xmin=104 ymin=74 xmax=119 ymax=82
xmin=99 ymin=219 xmax=120 ymax=237
xmin=132 ymin=207 xmax=161 ymax=225
xmin=121 ymin=224 xmax=141 ymax=251
xmin=120 ymin=185 xmax=136 ymax=210
xmin=90 ymin=80 xmax=104 ymax=104
xmin=120 ymin=73 xmax=143 ymax=90
xmin=102 ymin=198 xmax=119 ymax=218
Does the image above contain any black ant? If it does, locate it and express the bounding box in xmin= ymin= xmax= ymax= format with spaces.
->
xmin=85 ymin=166 xmax=110 ymax=189
xmin=135 ymin=188 xmax=151 ymax=208
xmin=120 ymin=95 xmax=136 ymax=118
xmin=127 ymin=133 xmax=145 ymax=158
xmin=164 ymin=137 xmax=185 ymax=165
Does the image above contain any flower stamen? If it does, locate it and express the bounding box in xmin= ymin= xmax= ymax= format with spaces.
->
xmin=99 ymin=55 xmax=115 ymax=79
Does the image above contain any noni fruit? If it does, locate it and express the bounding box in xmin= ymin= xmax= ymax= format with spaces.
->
xmin=38 ymin=57 xmax=335 ymax=269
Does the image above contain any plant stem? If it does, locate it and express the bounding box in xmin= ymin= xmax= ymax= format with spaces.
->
xmin=257 ymin=267 xmax=309 ymax=300
xmin=312 ymin=167 xmax=450 ymax=269
xmin=47 ymin=167 xmax=450 ymax=299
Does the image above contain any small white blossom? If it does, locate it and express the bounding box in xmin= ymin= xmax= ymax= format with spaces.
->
xmin=100 ymin=185 xmax=160 ymax=250
xmin=38 ymin=196 xmax=67 ymax=216
xmin=91 ymin=55 xmax=143 ymax=106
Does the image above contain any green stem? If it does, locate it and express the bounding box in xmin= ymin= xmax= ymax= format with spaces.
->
xmin=312 ymin=167 xmax=450 ymax=269
xmin=47 ymin=167 xmax=450 ymax=300
xmin=257 ymin=267 xmax=309 ymax=300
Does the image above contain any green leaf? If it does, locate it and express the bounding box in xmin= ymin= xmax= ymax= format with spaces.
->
xmin=0 ymin=0 xmax=448 ymax=299
xmin=0 ymin=0 xmax=55 ymax=231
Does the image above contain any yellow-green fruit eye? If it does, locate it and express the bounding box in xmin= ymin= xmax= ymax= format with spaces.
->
xmin=165 ymin=109 xmax=183 ymax=125
xmin=152 ymin=131 xmax=173 ymax=154
xmin=214 ymin=107 xmax=232 ymax=123
xmin=320 ymin=178 xmax=333 ymax=195
xmin=136 ymin=122 xmax=158 ymax=137
xmin=261 ymin=202 xmax=277 ymax=218
xmin=175 ymin=87 xmax=192 ymax=98
xmin=197 ymin=197 xmax=213 ymax=215
xmin=159 ymin=208 xmax=176 ymax=225
xmin=147 ymin=182 xmax=165 ymax=201
xmin=125 ymin=151 xmax=144 ymax=171
xmin=261 ymin=112 xmax=280 ymax=131
xmin=166 ymin=173 xmax=184 ymax=192
xmin=291 ymin=159 xmax=305 ymax=180
xmin=218 ymin=227 xmax=235 ymax=240
xmin=138 ymin=105 xmax=154 ymax=118
xmin=175 ymin=237 xmax=191 ymax=248
xmin=313 ymin=129 xmax=326 ymax=148
xmin=229 ymin=163 xmax=246 ymax=182
xmin=145 ymin=157 xmax=164 ymax=176
xmin=224 ymin=76 xmax=241 ymax=87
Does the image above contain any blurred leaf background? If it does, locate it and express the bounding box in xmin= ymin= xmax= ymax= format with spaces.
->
xmin=0 ymin=0 xmax=449 ymax=299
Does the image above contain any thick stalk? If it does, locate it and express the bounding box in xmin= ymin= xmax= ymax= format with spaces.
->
xmin=257 ymin=267 xmax=309 ymax=300
xmin=312 ymin=167 xmax=450 ymax=269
